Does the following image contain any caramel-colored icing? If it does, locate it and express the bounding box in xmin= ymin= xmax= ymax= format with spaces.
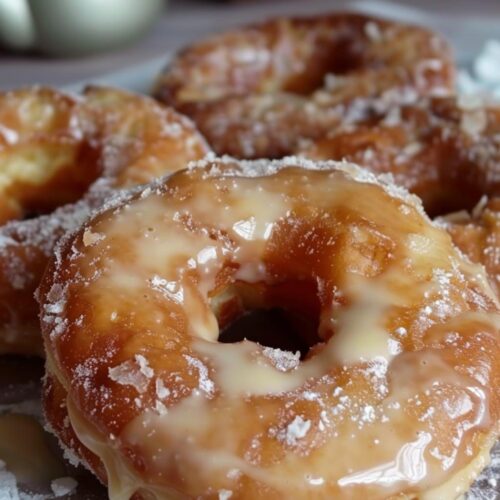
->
xmin=41 ymin=158 xmax=499 ymax=499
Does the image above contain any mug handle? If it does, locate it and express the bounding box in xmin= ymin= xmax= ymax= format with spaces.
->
xmin=0 ymin=0 xmax=36 ymax=50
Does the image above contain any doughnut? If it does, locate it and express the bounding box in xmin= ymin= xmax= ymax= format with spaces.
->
xmin=40 ymin=157 xmax=499 ymax=499
xmin=154 ymin=13 xmax=454 ymax=158
xmin=0 ymin=87 xmax=101 ymax=224
xmin=296 ymin=96 xmax=500 ymax=217
xmin=437 ymin=197 xmax=499 ymax=297
xmin=0 ymin=85 xmax=209 ymax=355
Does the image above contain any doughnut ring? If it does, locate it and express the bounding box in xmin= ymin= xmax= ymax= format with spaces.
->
xmin=154 ymin=13 xmax=454 ymax=158
xmin=0 ymin=85 xmax=209 ymax=355
xmin=41 ymin=157 xmax=499 ymax=499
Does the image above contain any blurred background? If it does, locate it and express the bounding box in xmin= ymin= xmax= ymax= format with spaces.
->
xmin=0 ymin=0 xmax=500 ymax=90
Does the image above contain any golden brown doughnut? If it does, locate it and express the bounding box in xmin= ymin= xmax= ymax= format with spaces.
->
xmin=41 ymin=157 xmax=499 ymax=499
xmin=297 ymin=96 xmax=500 ymax=217
xmin=154 ymin=13 xmax=454 ymax=158
xmin=0 ymin=85 xmax=209 ymax=355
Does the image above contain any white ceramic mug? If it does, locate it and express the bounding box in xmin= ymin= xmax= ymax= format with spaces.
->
xmin=0 ymin=0 xmax=164 ymax=56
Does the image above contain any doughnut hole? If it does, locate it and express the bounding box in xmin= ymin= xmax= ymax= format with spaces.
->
xmin=280 ymin=29 xmax=367 ymax=96
xmin=216 ymin=280 xmax=322 ymax=360
xmin=213 ymin=212 xmax=393 ymax=361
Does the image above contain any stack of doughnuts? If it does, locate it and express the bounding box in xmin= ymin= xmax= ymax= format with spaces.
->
xmin=1 ymin=11 xmax=498 ymax=500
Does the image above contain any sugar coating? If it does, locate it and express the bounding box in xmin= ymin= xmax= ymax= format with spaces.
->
xmin=51 ymin=476 xmax=78 ymax=497
xmin=184 ymin=355 xmax=215 ymax=396
xmin=262 ymin=347 xmax=300 ymax=372
xmin=458 ymin=40 xmax=500 ymax=99
xmin=108 ymin=355 xmax=154 ymax=394
xmin=278 ymin=416 xmax=312 ymax=446
xmin=218 ymin=489 xmax=233 ymax=500
xmin=0 ymin=460 xmax=20 ymax=500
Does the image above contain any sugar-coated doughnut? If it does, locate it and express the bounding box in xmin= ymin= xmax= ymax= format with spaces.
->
xmin=154 ymin=13 xmax=454 ymax=159
xmin=297 ymin=96 xmax=500 ymax=217
xmin=41 ymin=157 xmax=499 ymax=499
xmin=0 ymin=86 xmax=209 ymax=355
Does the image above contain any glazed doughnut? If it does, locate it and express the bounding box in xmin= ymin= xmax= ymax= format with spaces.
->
xmin=154 ymin=13 xmax=454 ymax=158
xmin=0 ymin=85 xmax=209 ymax=355
xmin=437 ymin=197 xmax=499 ymax=297
xmin=41 ymin=157 xmax=499 ymax=499
xmin=296 ymin=96 xmax=500 ymax=217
